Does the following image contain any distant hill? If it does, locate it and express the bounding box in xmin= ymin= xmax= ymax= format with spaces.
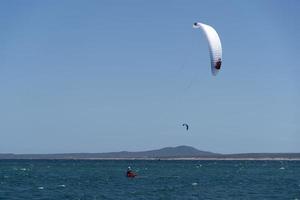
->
xmin=0 ymin=146 xmax=217 ymax=159
xmin=97 ymin=145 xmax=218 ymax=158
xmin=0 ymin=146 xmax=299 ymax=160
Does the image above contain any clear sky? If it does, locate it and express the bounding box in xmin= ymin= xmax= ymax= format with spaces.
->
xmin=0 ymin=0 xmax=299 ymax=154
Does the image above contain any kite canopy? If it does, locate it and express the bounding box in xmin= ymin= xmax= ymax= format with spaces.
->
xmin=182 ymin=123 xmax=189 ymax=131
xmin=193 ymin=22 xmax=222 ymax=76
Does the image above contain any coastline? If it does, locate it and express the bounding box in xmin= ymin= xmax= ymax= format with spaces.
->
xmin=1 ymin=157 xmax=299 ymax=161
xmin=71 ymin=157 xmax=300 ymax=161
xmin=1 ymin=146 xmax=299 ymax=160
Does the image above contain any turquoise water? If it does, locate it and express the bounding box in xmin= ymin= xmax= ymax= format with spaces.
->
xmin=0 ymin=160 xmax=299 ymax=199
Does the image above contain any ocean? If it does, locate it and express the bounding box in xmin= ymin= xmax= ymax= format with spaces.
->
xmin=0 ymin=160 xmax=299 ymax=200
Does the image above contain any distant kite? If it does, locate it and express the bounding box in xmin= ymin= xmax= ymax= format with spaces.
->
xmin=182 ymin=123 xmax=189 ymax=131
xmin=193 ymin=22 xmax=222 ymax=76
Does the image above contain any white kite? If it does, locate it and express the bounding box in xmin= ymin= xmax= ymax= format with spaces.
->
xmin=193 ymin=22 xmax=222 ymax=76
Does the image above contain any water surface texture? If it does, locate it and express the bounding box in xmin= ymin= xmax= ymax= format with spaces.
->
xmin=0 ymin=160 xmax=299 ymax=199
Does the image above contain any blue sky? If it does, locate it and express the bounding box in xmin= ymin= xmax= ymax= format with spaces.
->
xmin=0 ymin=0 xmax=299 ymax=154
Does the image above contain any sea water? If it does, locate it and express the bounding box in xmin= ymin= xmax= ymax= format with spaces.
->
xmin=0 ymin=160 xmax=299 ymax=199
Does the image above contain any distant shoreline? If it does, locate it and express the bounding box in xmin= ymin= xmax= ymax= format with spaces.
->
xmin=1 ymin=146 xmax=299 ymax=160
xmin=1 ymin=157 xmax=300 ymax=161
xmin=82 ymin=157 xmax=300 ymax=161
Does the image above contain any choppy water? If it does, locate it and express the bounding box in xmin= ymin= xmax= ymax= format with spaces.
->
xmin=0 ymin=160 xmax=299 ymax=199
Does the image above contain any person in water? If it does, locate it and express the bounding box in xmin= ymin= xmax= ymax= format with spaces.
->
xmin=126 ymin=166 xmax=136 ymax=177
xmin=127 ymin=166 xmax=132 ymax=174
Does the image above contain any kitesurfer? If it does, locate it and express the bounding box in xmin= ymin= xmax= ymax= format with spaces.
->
xmin=126 ymin=166 xmax=136 ymax=178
